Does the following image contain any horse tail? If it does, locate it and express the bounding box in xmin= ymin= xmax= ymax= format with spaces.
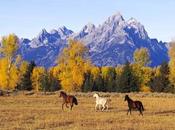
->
xmin=141 ymin=103 xmax=144 ymax=111
xmin=73 ymin=96 xmax=78 ymax=105
xmin=107 ymin=98 xmax=112 ymax=103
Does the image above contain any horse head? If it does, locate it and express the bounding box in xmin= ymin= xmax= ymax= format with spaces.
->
xmin=60 ymin=91 xmax=66 ymax=97
xmin=124 ymin=95 xmax=129 ymax=101
xmin=93 ymin=93 xmax=99 ymax=98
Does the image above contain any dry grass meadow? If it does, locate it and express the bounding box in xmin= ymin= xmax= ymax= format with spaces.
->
xmin=0 ymin=91 xmax=175 ymax=130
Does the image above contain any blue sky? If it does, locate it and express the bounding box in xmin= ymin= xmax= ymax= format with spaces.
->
xmin=0 ymin=0 xmax=174 ymax=41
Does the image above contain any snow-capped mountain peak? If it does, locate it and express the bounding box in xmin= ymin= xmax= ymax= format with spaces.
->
xmin=38 ymin=29 xmax=48 ymax=37
xmin=50 ymin=29 xmax=58 ymax=34
xmin=18 ymin=13 xmax=168 ymax=68
xmin=83 ymin=23 xmax=96 ymax=33
xmin=104 ymin=12 xmax=125 ymax=25
xmin=127 ymin=17 xmax=138 ymax=24
xmin=125 ymin=17 xmax=148 ymax=39
xmin=57 ymin=26 xmax=73 ymax=39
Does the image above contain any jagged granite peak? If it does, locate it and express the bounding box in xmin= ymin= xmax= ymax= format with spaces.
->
xmin=83 ymin=23 xmax=96 ymax=33
xmin=16 ymin=13 xmax=169 ymax=68
xmin=105 ymin=12 xmax=124 ymax=24
xmin=19 ymin=38 xmax=31 ymax=48
xmin=39 ymin=28 xmax=48 ymax=35
xmin=73 ymin=23 xmax=96 ymax=39
xmin=74 ymin=12 xmax=168 ymax=66
xmin=57 ymin=26 xmax=73 ymax=39
xmin=125 ymin=17 xmax=149 ymax=39
xmin=37 ymin=28 xmax=50 ymax=41
xmin=99 ymin=12 xmax=125 ymax=33
xmin=50 ymin=29 xmax=58 ymax=34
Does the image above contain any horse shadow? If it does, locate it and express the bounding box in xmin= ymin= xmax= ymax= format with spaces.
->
xmin=154 ymin=110 xmax=175 ymax=115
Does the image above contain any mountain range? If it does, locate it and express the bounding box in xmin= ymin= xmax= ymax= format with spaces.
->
xmin=19 ymin=12 xmax=169 ymax=68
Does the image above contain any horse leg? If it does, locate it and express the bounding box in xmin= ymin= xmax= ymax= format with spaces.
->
xmin=70 ymin=103 xmax=73 ymax=110
xmin=140 ymin=110 xmax=143 ymax=116
xmin=99 ymin=105 xmax=102 ymax=111
xmin=102 ymin=105 xmax=105 ymax=111
xmin=127 ymin=108 xmax=131 ymax=115
xmin=66 ymin=103 xmax=69 ymax=108
xmin=129 ymin=109 xmax=132 ymax=115
xmin=62 ymin=103 xmax=65 ymax=110
xmin=139 ymin=108 xmax=143 ymax=116
xmin=136 ymin=105 xmax=143 ymax=116
xmin=95 ymin=104 xmax=98 ymax=111
xmin=106 ymin=104 xmax=108 ymax=111
xmin=127 ymin=109 xmax=130 ymax=115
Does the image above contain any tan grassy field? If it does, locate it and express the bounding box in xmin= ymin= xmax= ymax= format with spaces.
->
xmin=0 ymin=92 xmax=175 ymax=130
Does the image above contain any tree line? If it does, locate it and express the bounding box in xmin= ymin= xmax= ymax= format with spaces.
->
xmin=0 ymin=34 xmax=175 ymax=93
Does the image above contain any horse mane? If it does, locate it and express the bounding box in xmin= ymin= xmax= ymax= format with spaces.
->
xmin=95 ymin=93 xmax=100 ymax=96
xmin=60 ymin=91 xmax=67 ymax=96
xmin=125 ymin=95 xmax=133 ymax=102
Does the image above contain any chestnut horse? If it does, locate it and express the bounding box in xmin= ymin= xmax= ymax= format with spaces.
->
xmin=59 ymin=91 xmax=78 ymax=110
xmin=124 ymin=95 xmax=144 ymax=116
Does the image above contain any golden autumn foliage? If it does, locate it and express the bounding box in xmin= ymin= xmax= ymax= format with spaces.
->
xmin=31 ymin=67 xmax=46 ymax=92
xmin=0 ymin=34 xmax=18 ymax=58
xmin=115 ymin=66 xmax=124 ymax=76
xmin=132 ymin=48 xmax=152 ymax=92
xmin=0 ymin=34 xmax=174 ymax=93
xmin=169 ymin=41 xmax=175 ymax=89
xmin=90 ymin=66 xmax=101 ymax=80
xmin=19 ymin=61 xmax=29 ymax=76
xmin=0 ymin=34 xmax=21 ymax=90
xmin=57 ymin=39 xmax=91 ymax=92
xmin=101 ymin=67 xmax=115 ymax=80
xmin=134 ymin=48 xmax=150 ymax=66
xmin=101 ymin=67 xmax=110 ymax=80
xmin=0 ymin=57 xmax=21 ymax=89
xmin=131 ymin=64 xmax=152 ymax=92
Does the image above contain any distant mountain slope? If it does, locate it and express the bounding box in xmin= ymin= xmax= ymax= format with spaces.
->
xmin=19 ymin=13 xmax=169 ymax=67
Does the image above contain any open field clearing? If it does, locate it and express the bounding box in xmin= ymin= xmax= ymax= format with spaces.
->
xmin=0 ymin=92 xmax=175 ymax=130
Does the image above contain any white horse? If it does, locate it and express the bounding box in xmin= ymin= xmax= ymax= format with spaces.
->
xmin=93 ymin=93 xmax=111 ymax=111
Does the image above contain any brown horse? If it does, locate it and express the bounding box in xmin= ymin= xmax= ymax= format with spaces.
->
xmin=59 ymin=91 xmax=78 ymax=110
xmin=124 ymin=95 xmax=144 ymax=116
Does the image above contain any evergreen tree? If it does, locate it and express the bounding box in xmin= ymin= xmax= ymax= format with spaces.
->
xmin=40 ymin=72 xmax=50 ymax=93
xmin=118 ymin=61 xmax=139 ymax=92
xmin=19 ymin=61 xmax=36 ymax=90
xmin=82 ymin=71 xmax=93 ymax=92
xmin=90 ymin=67 xmax=105 ymax=92
xmin=101 ymin=67 xmax=116 ymax=92
xmin=150 ymin=62 xmax=170 ymax=92
xmin=48 ymin=69 xmax=60 ymax=91
xmin=93 ymin=75 xmax=105 ymax=91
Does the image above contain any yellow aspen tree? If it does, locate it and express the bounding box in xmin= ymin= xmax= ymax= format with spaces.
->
xmin=0 ymin=34 xmax=20 ymax=90
xmin=31 ymin=67 xmax=46 ymax=92
xmin=134 ymin=48 xmax=150 ymax=66
xmin=133 ymin=48 xmax=151 ymax=92
xmin=18 ymin=61 xmax=29 ymax=83
xmin=169 ymin=41 xmax=175 ymax=92
xmin=91 ymin=67 xmax=101 ymax=80
xmin=57 ymin=39 xmax=91 ymax=92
